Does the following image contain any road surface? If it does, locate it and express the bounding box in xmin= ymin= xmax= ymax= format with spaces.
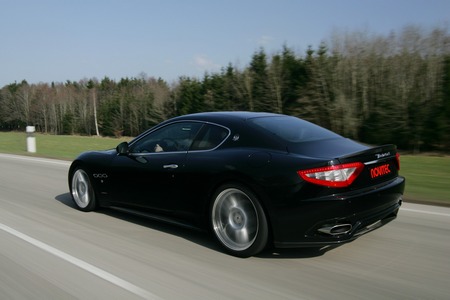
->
xmin=0 ymin=153 xmax=449 ymax=299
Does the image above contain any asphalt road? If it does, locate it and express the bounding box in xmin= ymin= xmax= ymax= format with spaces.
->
xmin=0 ymin=153 xmax=449 ymax=299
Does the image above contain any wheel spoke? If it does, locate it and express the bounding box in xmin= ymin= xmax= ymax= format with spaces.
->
xmin=235 ymin=228 xmax=249 ymax=245
xmin=220 ymin=197 xmax=234 ymax=215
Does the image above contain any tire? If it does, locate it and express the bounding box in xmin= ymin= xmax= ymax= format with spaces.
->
xmin=70 ymin=168 xmax=97 ymax=211
xmin=210 ymin=183 xmax=269 ymax=257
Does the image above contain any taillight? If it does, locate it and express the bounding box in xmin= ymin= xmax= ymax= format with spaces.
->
xmin=297 ymin=162 xmax=364 ymax=188
xmin=395 ymin=153 xmax=400 ymax=170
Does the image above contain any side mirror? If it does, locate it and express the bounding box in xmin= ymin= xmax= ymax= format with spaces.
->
xmin=116 ymin=141 xmax=129 ymax=155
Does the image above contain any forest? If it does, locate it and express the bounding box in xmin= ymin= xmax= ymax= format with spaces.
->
xmin=1 ymin=25 xmax=449 ymax=152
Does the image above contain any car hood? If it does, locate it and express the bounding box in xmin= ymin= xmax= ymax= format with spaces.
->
xmin=75 ymin=149 xmax=117 ymax=162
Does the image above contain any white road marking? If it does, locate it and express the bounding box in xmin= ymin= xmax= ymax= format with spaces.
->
xmin=0 ymin=222 xmax=161 ymax=300
xmin=402 ymin=207 xmax=450 ymax=218
xmin=0 ymin=153 xmax=70 ymax=166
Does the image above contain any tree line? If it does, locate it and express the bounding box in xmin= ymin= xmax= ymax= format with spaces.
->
xmin=1 ymin=25 xmax=449 ymax=152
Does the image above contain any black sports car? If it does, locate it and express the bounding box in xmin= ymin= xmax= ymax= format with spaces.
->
xmin=69 ymin=112 xmax=405 ymax=257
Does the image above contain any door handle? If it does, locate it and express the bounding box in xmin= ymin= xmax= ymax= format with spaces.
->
xmin=163 ymin=164 xmax=178 ymax=169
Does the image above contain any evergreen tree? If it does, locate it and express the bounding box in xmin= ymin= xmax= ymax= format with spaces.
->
xmin=249 ymin=48 xmax=271 ymax=111
xmin=173 ymin=77 xmax=204 ymax=115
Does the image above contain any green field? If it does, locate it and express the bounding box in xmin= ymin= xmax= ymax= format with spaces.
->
xmin=399 ymin=155 xmax=450 ymax=206
xmin=0 ymin=132 xmax=130 ymax=160
xmin=1 ymin=131 xmax=449 ymax=206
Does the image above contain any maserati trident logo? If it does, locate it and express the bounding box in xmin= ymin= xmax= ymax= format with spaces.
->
xmin=375 ymin=152 xmax=390 ymax=159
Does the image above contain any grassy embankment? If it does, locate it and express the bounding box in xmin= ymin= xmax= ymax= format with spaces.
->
xmin=0 ymin=131 xmax=129 ymax=160
xmin=1 ymin=131 xmax=449 ymax=206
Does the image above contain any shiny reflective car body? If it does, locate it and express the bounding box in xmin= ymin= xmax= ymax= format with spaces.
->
xmin=69 ymin=112 xmax=405 ymax=257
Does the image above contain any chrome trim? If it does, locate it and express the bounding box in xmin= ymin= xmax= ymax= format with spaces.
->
xmin=163 ymin=164 xmax=178 ymax=169
xmin=318 ymin=224 xmax=352 ymax=236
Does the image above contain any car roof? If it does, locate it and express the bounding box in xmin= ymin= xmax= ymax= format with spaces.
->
xmin=153 ymin=111 xmax=286 ymax=151
xmin=170 ymin=111 xmax=283 ymax=126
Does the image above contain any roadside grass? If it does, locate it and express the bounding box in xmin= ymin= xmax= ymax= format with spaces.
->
xmin=400 ymin=154 xmax=450 ymax=206
xmin=1 ymin=131 xmax=449 ymax=205
xmin=0 ymin=131 xmax=130 ymax=160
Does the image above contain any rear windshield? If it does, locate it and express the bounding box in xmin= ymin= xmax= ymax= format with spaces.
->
xmin=248 ymin=116 xmax=341 ymax=143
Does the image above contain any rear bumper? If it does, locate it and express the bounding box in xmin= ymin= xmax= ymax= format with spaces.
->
xmin=272 ymin=176 xmax=405 ymax=248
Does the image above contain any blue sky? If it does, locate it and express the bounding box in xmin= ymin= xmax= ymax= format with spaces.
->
xmin=1 ymin=0 xmax=449 ymax=86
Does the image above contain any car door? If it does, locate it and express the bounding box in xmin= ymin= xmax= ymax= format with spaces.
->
xmin=173 ymin=123 xmax=231 ymax=215
xmin=109 ymin=121 xmax=203 ymax=213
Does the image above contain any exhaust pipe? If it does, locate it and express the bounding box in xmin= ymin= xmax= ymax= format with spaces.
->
xmin=318 ymin=224 xmax=352 ymax=236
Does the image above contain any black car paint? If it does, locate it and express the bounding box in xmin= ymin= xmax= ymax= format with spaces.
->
xmin=69 ymin=112 xmax=405 ymax=248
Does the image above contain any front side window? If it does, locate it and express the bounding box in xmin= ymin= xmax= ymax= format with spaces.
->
xmin=130 ymin=122 xmax=203 ymax=153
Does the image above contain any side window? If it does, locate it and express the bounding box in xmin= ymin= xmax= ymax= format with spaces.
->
xmin=130 ymin=122 xmax=202 ymax=153
xmin=190 ymin=124 xmax=229 ymax=151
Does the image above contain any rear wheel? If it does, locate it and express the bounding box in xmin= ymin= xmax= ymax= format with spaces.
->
xmin=210 ymin=183 xmax=268 ymax=257
xmin=70 ymin=168 xmax=96 ymax=211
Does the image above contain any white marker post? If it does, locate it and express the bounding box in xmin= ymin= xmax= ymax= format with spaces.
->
xmin=26 ymin=126 xmax=36 ymax=153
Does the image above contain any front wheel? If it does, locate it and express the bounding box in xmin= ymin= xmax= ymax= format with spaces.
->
xmin=210 ymin=183 xmax=269 ymax=257
xmin=70 ymin=168 xmax=96 ymax=211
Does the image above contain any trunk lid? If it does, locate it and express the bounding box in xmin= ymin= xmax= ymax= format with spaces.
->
xmin=338 ymin=144 xmax=400 ymax=189
xmin=291 ymin=139 xmax=400 ymax=190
